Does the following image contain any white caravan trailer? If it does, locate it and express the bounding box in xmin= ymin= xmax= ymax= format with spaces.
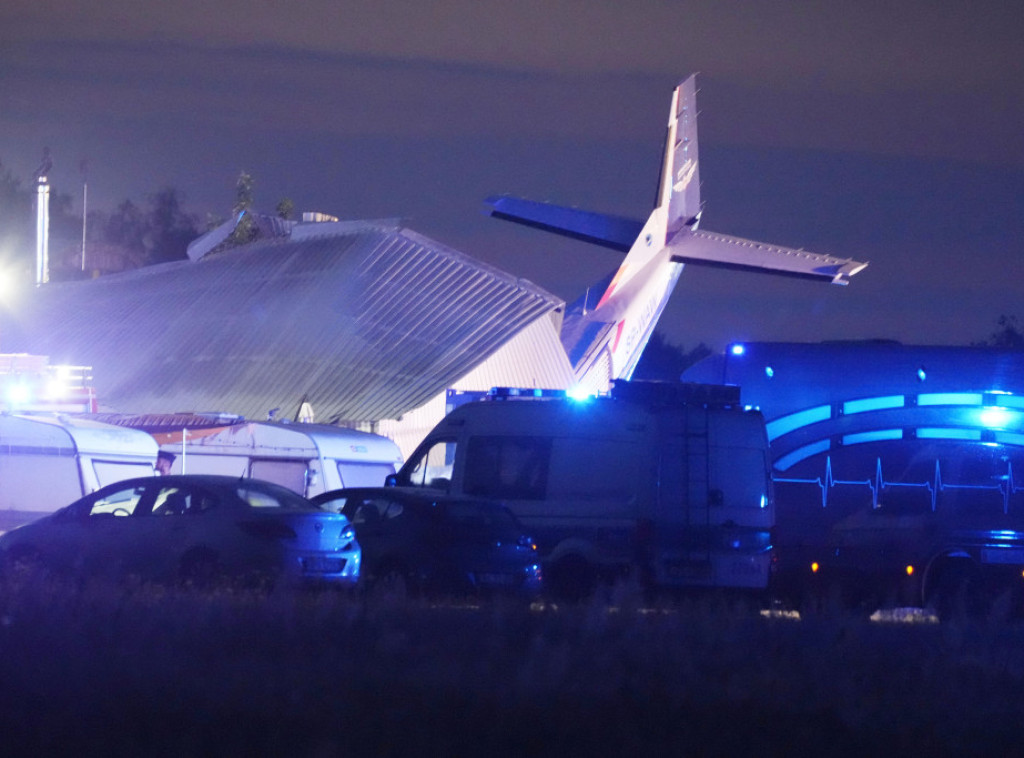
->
xmin=156 ymin=421 xmax=403 ymax=498
xmin=0 ymin=414 xmax=158 ymax=528
xmin=391 ymin=381 xmax=774 ymax=597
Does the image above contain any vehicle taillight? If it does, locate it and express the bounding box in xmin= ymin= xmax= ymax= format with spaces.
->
xmin=518 ymin=535 xmax=537 ymax=551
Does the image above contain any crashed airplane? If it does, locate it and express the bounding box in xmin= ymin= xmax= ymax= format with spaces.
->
xmin=486 ymin=74 xmax=867 ymax=392
xmin=2 ymin=75 xmax=865 ymax=455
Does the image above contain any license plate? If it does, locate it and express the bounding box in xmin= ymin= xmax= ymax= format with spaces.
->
xmin=475 ymin=572 xmax=516 ymax=586
xmin=664 ymin=561 xmax=713 ymax=580
xmin=302 ymin=556 xmax=345 ymax=573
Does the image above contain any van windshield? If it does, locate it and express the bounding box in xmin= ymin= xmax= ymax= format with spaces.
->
xmin=404 ymin=439 xmax=457 ymax=489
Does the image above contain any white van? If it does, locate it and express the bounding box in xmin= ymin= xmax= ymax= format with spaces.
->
xmin=0 ymin=414 xmax=158 ymax=529
xmin=391 ymin=381 xmax=774 ymax=596
xmin=157 ymin=421 xmax=403 ymax=498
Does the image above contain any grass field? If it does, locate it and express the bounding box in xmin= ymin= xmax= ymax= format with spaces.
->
xmin=1 ymin=574 xmax=1023 ymax=756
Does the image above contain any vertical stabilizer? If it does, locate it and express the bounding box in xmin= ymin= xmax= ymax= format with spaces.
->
xmin=487 ymin=73 xmax=864 ymax=393
xmin=593 ymin=75 xmax=699 ymax=313
xmin=660 ymin=74 xmax=701 ymax=237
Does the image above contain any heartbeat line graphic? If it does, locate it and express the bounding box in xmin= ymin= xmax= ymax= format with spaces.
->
xmin=776 ymin=456 xmax=1024 ymax=513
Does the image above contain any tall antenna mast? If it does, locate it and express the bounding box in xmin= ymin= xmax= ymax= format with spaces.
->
xmin=35 ymin=147 xmax=52 ymax=286
xmin=80 ymin=159 xmax=88 ymax=272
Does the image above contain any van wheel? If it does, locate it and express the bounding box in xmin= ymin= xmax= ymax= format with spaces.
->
xmin=548 ymin=555 xmax=594 ymax=602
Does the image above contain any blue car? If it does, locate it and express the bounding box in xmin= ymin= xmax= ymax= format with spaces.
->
xmin=0 ymin=475 xmax=361 ymax=587
xmin=313 ymin=487 xmax=542 ymax=596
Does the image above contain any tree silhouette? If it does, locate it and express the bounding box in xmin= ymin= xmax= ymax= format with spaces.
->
xmin=229 ymin=171 xmax=258 ymax=245
xmin=979 ymin=315 xmax=1024 ymax=349
xmin=147 ymin=187 xmax=199 ymax=264
xmin=632 ymin=331 xmax=712 ymax=382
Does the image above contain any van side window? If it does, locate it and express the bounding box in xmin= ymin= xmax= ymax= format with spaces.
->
xmin=465 ymin=436 xmax=550 ymax=500
xmin=405 ymin=439 xmax=457 ymax=489
xmin=548 ymin=438 xmax=638 ymax=501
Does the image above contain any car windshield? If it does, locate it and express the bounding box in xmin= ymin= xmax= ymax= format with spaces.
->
xmin=237 ymin=483 xmax=316 ymax=510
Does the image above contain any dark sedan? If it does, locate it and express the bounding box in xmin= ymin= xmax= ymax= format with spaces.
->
xmin=312 ymin=487 xmax=542 ymax=596
xmin=0 ymin=475 xmax=361 ymax=587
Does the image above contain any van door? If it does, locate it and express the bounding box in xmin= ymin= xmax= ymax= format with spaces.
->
xmin=400 ymin=438 xmax=458 ymax=491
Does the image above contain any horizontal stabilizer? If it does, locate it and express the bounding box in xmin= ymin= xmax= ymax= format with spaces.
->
xmin=669 ymin=229 xmax=867 ymax=285
xmin=485 ymin=195 xmax=643 ymax=253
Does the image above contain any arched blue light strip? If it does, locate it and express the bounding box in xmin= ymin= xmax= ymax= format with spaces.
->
xmin=842 ymin=429 xmax=903 ymax=446
xmin=917 ymin=428 xmax=982 ymax=441
xmin=766 ymin=405 xmax=831 ymax=441
xmin=843 ymin=395 xmax=904 ymax=415
xmin=918 ymin=393 xmax=983 ymax=406
xmin=774 ymin=439 xmax=830 ymax=471
xmin=770 ymin=393 xmax=1024 ymax=446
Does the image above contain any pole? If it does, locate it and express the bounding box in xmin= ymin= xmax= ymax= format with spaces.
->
xmin=81 ymin=181 xmax=88 ymax=271
xmin=34 ymin=148 xmax=52 ymax=286
xmin=35 ymin=178 xmax=50 ymax=286
xmin=80 ymin=159 xmax=88 ymax=271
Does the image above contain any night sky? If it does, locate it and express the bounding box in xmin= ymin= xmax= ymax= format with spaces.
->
xmin=2 ymin=1 xmax=1022 ymax=351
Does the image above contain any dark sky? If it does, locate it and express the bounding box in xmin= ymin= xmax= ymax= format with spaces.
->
xmin=2 ymin=1 xmax=1022 ymax=350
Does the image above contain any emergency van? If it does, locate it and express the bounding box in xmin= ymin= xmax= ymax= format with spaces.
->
xmin=390 ymin=381 xmax=774 ymax=597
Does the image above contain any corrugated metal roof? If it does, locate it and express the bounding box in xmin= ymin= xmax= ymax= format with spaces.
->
xmin=3 ymin=220 xmax=565 ymax=424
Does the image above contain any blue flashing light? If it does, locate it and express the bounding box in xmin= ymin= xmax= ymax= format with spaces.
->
xmin=917 ymin=367 xmax=927 ymax=382
xmin=764 ymin=365 xmax=774 ymax=378
xmin=730 ymin=343 xmax=746 ymax=356
xmin=566 ymin=385 xmax=595 ymax=402
xmin=980 ymin=407 xmax=1015 ymax=430
xmin=488 ymin=387 xmax=566 ymax=400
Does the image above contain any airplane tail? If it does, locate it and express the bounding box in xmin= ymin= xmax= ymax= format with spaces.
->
xmin=485 ymin=77 xmax=703 ymax=387
xmin=657 ymin=74 xmax=702 ymax=238
xmin=484 ymin=73 xmax=866 ymax=390
xmin=590 ymin=75 xmax=698 ymax=314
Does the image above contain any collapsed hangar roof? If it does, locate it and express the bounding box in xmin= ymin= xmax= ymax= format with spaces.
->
xmin=3 ymin=219 xmax=565 ymax=423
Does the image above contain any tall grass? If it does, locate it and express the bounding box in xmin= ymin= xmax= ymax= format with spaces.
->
xmin=1 ymin=574 xmax=1023 ymax=755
